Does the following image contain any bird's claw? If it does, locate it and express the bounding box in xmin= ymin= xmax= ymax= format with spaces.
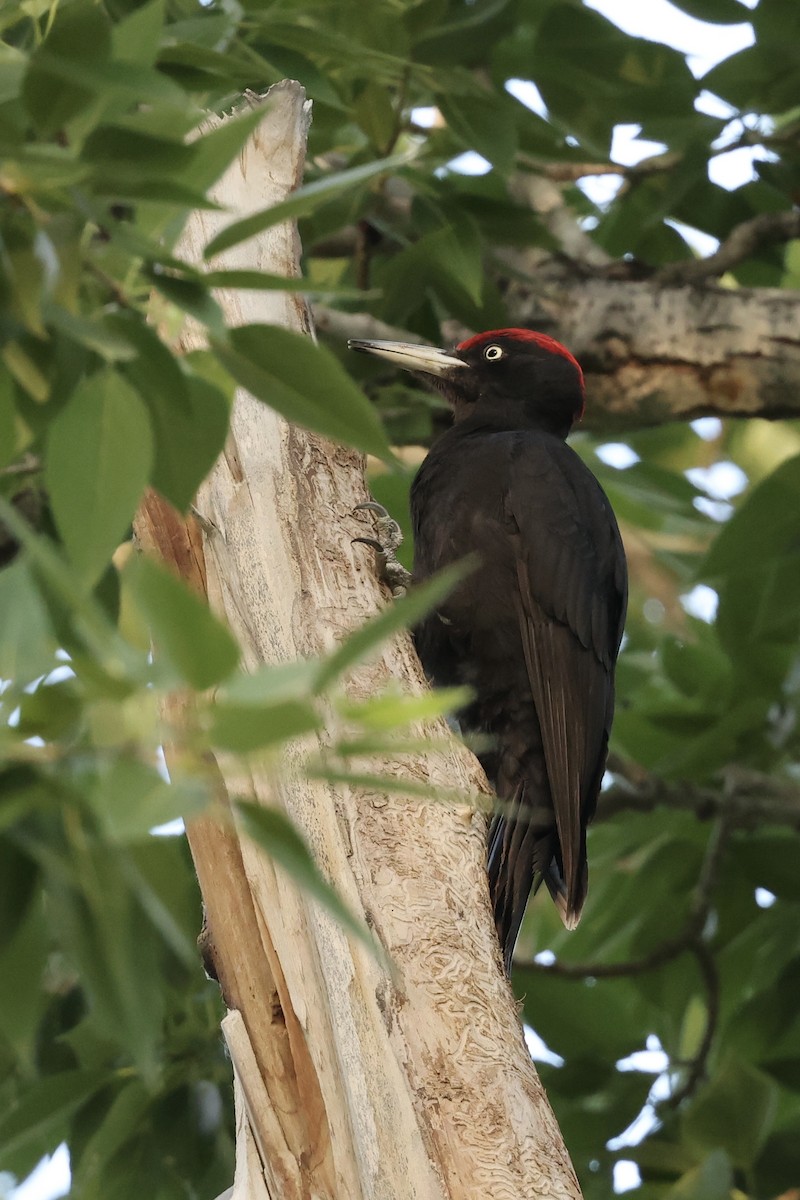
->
xmin=353 ymin=502 xmax=411 ymax=597
xmin=354 ymin=502 xmax=391 ymax=515
xmin=353 ymin=502 xmax=403 ymax=553
xmin=351 ymin=536 xmax=386 ymax=554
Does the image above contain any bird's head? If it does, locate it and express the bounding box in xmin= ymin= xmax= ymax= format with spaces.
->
xmin=349 ymin=328 xmax=585 ymax=437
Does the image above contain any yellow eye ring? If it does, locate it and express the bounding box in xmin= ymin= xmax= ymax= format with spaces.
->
xmin=484 ymin=345 xmax=504 ymax=361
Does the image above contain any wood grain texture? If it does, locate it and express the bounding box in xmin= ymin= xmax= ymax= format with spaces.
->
xmin=136 ymin=82 xmax=582 ymax=1200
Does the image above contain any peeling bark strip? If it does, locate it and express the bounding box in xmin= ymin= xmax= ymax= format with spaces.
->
xmin=136 ymin=85 xmax=582 ymax=1199
xmin=513 ymin=272 xmax=800 ymax=430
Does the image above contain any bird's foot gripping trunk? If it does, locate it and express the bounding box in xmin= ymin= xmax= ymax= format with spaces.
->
xmin=352 ymin=501 xmax=411 ymax=596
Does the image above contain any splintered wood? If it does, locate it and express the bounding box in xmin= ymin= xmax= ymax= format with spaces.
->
xmin=135 ymin=82 xmax=582 ymax=1200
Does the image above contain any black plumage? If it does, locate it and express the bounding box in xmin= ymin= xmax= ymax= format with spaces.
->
xmin=350 ymin=329 xmax=627 ymax=972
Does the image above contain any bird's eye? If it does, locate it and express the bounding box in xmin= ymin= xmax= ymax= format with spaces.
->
xmin=484 ymin=345 xmax=504 ymax=361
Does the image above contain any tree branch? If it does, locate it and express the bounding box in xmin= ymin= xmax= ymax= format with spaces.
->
xmin=657 ymin=210 xmax=800 ymax=284
xmin=507 ymin=265 xmax=800 ymax=428
xmin=318 ymin=266 xmax=800 ymax=430
xmin=509 ymin=172 xmax=612 ymax=267
xmin=600 ymin=756 xmax=800 ymax=832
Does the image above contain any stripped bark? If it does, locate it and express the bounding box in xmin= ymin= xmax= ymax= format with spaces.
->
xmin=135 ymin=83 xmax=582 ymax=1200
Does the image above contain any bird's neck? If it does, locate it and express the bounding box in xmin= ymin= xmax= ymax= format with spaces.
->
xmin=451 ymin=402 xmax=572 ymax=439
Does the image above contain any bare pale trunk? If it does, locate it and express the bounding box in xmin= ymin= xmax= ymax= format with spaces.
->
xmin=135 ymin=83 xmax=581 ymax=1200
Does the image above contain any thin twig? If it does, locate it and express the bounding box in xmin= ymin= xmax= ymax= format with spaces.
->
xmin=517 ymin=820 xmax=730 ymax=1113
xmin=657 ymin=210 xmax=800 ymax=284
xmin=0 ymin=453 xmax=41 ymax=478
xmin=516 ymin=818 xmax=729 ymax=979
xmin=665 ymin=940 xmax=720 ymax=1108
xmin=518 ymin=153 xmax=681 ymax=183
xmin=86 ymin=259 xmax=134 ymax=309
xmin=313 ymin=305 xmax=425 ymax=345
xmin=600 ymin=756 xmax=800 ymax=833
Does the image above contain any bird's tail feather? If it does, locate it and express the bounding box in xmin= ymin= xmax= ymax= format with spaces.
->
xmin=489 ymin=788 xmax=586 ymax=971
xmin=488 ymin=783 xmax=556 ymax=972
xmin=543 ymin=861 xmax=584 ymax=930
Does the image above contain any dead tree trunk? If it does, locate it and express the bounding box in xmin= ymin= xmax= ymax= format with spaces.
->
xmin=135 ymin=82 xmax=581 ymax=1200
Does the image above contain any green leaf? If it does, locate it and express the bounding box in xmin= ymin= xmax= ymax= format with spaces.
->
xmin=196 ymin=269 xmax=369 ymax=297
xmin=313 ymin=561 xmax=475 ymax=693
xmin=353 ymin=81 xmax=397 ymax=149
xmin=110 ymin=0 xmax=165 ymax=66
xmin=108 ymin=310 xmax=189 ymax=409
xmin=0 ymin=368 xmax=17 ymax=468
xmin=125 ymin=836 xmax=201 ymax=963
xmin=234 ymin=801 xmax=376 ymax=955
xmin=46 ymin=305 xmax=139 ymax=362
xmin=92 ymin=178 xmax=223 ymax=210
xmin=81 ymin=125 xmax=195 ymax=173
xmin=500 ymin=4 xmax=696 ymax=148
xmin=22 ymin=1 xmax=112 ymax=135
xmin=0 ymin=43 xmax=26 ymax=105
xmin=664 ymin=1149 xmax=734 ymax=1200
xmin=45 ymin=370 xmax=153 ymax=587
xmin=702 ymin=45 xmax=797 ymax=113
xmin=0 ymin=831 xmax=40 ymax=951
xmin=0 ymin=1069 xmax=108 ymax=1172
xmin=0 ymin=561 xmax=57 ymax=683
xmin=440 ymin=93 xmax=518 ymax=172
xmin=90 ymin=758 xmax=207 ymax=842
xmin=731 ymin=832 xmax=800 ymax=902
xmin=71 ymin=1079 xmax=152 ymax=1193
xmin=337 ymin=687 xmax=471 ymax=731
xmin=152 ymin=373 xmax=229 ymax=511
xmin=513 ymin=966 xmax=649 ymax=1061
xmin=147 ymin=272 xmax=227 ymax=336
xmin=0 ymin=897 xmax=48 ymax=1068
xmin=2 ymin=341 xmax=50 ymax=403
xmin=378 ymin=218 xmax=489 ymax=326
xmin=212 ymin=325 xmax=394 ymax=462
xmin=425 ymin=218 xmax=485 ymax=308
xmin=16 ymin=678 xmax=83 ymax=741
xmin=211 ymin=699 xmax=322 ymax=752
xmin=306 ymin=765 xmax=474 ymax=804
xmin=124 ymin=555 xmax=239 ymax=690
xmin=31 ymin=54 xmax=185 ymax=113
xmin=219 ymin=659 xmax=321 ymax=705
xmin=703 ymin=454 xmax=800 ymax=578
xmin=45 ymin=844 xmax=166 ymax=1085
xmin=702 ymin=455 xmax=800 ymax=676
xmin=118 ymin=316 xmax=230 ymax=511
xmin=5 ymin=231 xmax=49 ymax=336
xmin=204 ymin=152 xmax=412 ymax=258
xmin=682 ymin=1058 xmax=778 ymax=1169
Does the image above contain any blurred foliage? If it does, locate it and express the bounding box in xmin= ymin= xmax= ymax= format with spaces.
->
xmin=0 ymin=0 xmax=799 ymax=1197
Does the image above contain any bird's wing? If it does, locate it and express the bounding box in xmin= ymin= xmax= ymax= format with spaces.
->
xmin=505 ymin=436 xmax=627 ymax=919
